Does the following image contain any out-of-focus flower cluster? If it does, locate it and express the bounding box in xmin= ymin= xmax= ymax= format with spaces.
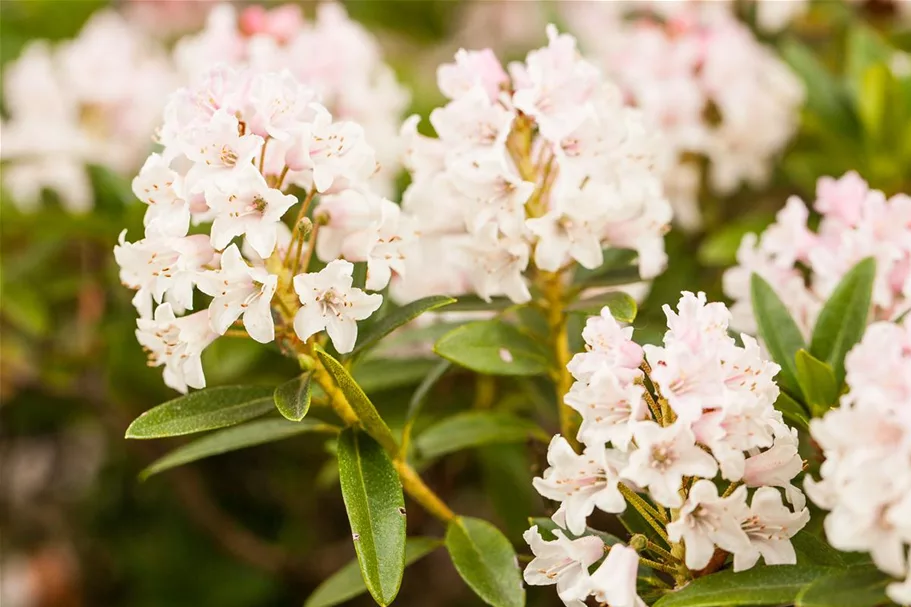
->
xmin=724 ymin=172 xmax=911 ymax=335
xmin=115 ymin=65 xmax=416 ymax=392
xmin=395 ymin=25 xmax=671 ymax=304
xmin=0 ymin=10 xmax=175 ymax=213
xmin=807 ymin=318 xmax=911 ymax=604
xmin=174 ymin=2 xmax=409 ymax=195
xmin=524 ymin=292 xmax=808 ymax=606
xmin=563 ymin=1 xmax=804 ymax=229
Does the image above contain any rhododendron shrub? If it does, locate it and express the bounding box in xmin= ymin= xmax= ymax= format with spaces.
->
xmin=8 ymin=2 xmax=911 ymax=607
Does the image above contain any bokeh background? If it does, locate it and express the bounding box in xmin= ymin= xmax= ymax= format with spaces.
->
xmin=1 ymin=1 xmax=909 ymax=605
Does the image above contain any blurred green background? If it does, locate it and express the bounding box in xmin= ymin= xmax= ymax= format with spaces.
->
xmin=1 ymin=1 xmax=909 ymax=606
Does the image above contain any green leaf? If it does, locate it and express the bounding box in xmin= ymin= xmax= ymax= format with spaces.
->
xmin=316 ymin=347 xmax=398 ymax=454
xmin=796 ymin=565 xmax=890 ymax=607
xmin=750 ymin=273 xmax=806 ymax=400
xmin=791 ymin=530 xmax=848 ymax=568
xmin=794 ymin=350 xmax=839 ymax=417
xmin=445 ymin=516 xmax=525 ymax=607
xmin=273 ymin=372 xmax=312 ymax=422
xmin=125 ymin=386 xmax=275 ymax=439
xmin=653 ymin=565 xmax=836 ymax=607
xmin=857 ymin=64 xmax=890 ymax=143
xmin=354 ymin=358 xmax=441 ymax=394
xmin=140 ymin=418 xmax=338 ymax=479
xmin=350 ymin=295 xmax=456 ymax=359
xmin=434 ymin=320 xmax=551 ymax=376
xmin=566 ymin=290 xmax=637 ymax=323
xmin=809 ymin=257 xmax=876 ymax=386
xmin=774 ymin=392 xmax=810 ymax=433
xmin=781 ymin=39 xmax=859 ymax=139
xmin=337 ymin=429 xmax=406 ymax=607
xmin=415 ymin=411 xmax=549 ymax=460
xmin=443 ymin=295 xmax=515 ymax=312
xmin=304 ymin=537 xmax=441 ymax=607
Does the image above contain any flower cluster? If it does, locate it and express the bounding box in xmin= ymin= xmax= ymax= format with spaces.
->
xmin=807 ymin=318 xmax=911 ymax=604
xmin=563 ymin=2 xmax=803 ymax=229
xmin=173 ymin=2 xmax=409 ymax=194
xmin=524 ymin=292 xmax=809 ymax=606
xmin=115 ymin=65 xmax=413 ymax=392
xmin=0 ymin=10 xmax=175 ymax=213
xmin=724 ymin=172 xmax=911 ymax=336
xmin=394 ymin=25 xmax=671 ymax=304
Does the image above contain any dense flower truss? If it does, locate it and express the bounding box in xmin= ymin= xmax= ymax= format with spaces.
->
xmin=562 ymin=2 xmax=803 ymax=230
xmin=115 ymin=65 xmax=413 ymax=392
xmin=173 ymin=2 xmax=409 ymax=194
xmin=807 ymin=319 xmax=911 ymax=604
xmin=393 ymin=25 xmax=671 ymax=304
xmin=724 ymin=173 xmax=911 ymax=335
xmin=0 ymin=10 xmax=175 ymax=213
xmin=524 ymin=292 xmax=809 ymax=605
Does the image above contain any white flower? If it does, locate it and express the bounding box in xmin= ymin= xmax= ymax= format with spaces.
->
xmin=205 ymin=164 xmax=297 ymax=258
xmin=183 ymin=110 xmax=264 ymax=191
xmin=533 ymin=435 xmax=627 ymax=536
xmin=743 ymin=427 xmax=806 ymax=510
xmin=564 ymin=371 xmax=647 ymax=451
xmin=567 ymin=308 xmax=643 ymax=383
xmin=450 ymin=155 xmax=533 ymax=238
xmin=132 ymin=153 xmax=190 ymax=237
xmin=428 ymin=85 xmax=513 ymax=153
xmin=114 ymin=231 xmax=214 ymax=319
xmin=464 ymin=224 xmax=531 ymax=304
xmin=523 ymin=525 xmax=605 ymax=607
xmin=734 ymin=487 xmax=809 ymax=572
xmin=623 ymin=421 xmax=718 ymax=508
xmin=667 ymin=480 xmax=751 ymax=571
xmin=196 ymin=244 xmax=277 ymax=343
xmin=292 ymin=259 xmax=382 ymax=353
xmin=589 ymin=544 xmax=646 ymax=607
xmin=246 ymin=69 xmax=318 ymax=140
xmin=286 ymin=107 xmax=376 ymax=193
xmin=135 ymin=304 xmax=218 ymax=393
xmin=437 ymin=48 xmax=509 ymax=102
xmin=526 ymin=205 xmax=607 ymax=272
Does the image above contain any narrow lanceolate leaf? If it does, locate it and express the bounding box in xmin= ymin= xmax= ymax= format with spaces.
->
xmin=354 ymin=358 xmax=441 ymax=394
xmin=434 ymin=320 xmax=551 ymax=376
xmin=415 ymin=411 xmax=549 ymax=460
xmin=445 ymin=516 xmax=525 ymax=607
xmin=125 ymin=386 xmax=275 ymax=439
xmin=794 ymin=350 xmax=839 ymax=417
xmin=653 ymin=565 xmax=835 ymax=607
xmin=774 ymin=392 xmax=810 ymax=432
xmin=566 ymin=290 xmax=638 ymax=323
xmin=273 ymin=372 xmax=312 ymax=421
xmin=809 ymin=257 xmax=876 ymax=386
xmin=796 ymin=565 xmax=890 ymax=607
xmin=315 ymin=347 xmax=398 ymax=453
xmin=140 ymin=418 xmax=338 ymax=479
xmin=350 ymin=295 xmax=456 ymax=359
xmin=750 ymin=274 xmax=806 ymax=400
xmin=337 ymin=429 xmax=406 ymax=607
xmin=790 ymin=531 xmax=848 ymax=568
xmin=305 ymin=537 xmax=441 ymax=607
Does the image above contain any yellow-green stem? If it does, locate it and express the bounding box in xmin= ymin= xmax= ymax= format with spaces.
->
xmin=542 ymin=272 xmax=577 ymax=447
